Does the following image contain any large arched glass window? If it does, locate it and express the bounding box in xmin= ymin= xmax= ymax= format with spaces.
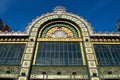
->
xmin=36 ymin=41 xmax=83 ymax=66
xmin=35 ymin=23 xmax=83 ymax=66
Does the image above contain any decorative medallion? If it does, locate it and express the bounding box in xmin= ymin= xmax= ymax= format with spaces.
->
xmin=41 ymin=24 xmax=78 ymax=38
xmin=88 ymin=61 xmax=96 ymax=68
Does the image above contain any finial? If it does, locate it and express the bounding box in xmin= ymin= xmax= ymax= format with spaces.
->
xmin=53 ymin=6 xmax=66 ymax=14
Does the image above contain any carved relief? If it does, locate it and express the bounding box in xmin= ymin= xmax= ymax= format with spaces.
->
xmin=90 ymin=69 xmax=98 ymax=76
xmin=31 ymin=67 xmax=87 ymax=74
xmin=0 ymin=66 xmax=19 ymax=73
xmin=81 ymin=28 xmax=87 ymax=31
xmin=21 ymin=68 xmax=29 ymax=76
xmin=30 ymin=32 xmax=37 ymax=37
xmin=83 ymin=37 xmax=90 ymax=42
xmin=26 ymin=48 xmax=33 ymax=53
xmin=84 ymin=42 xmax=91 ymax=47
xmin=24 ymin=54 xmax=32 ymax=60
xmin=80 ymin=24 xmax=85 ymax=28
xmin=82 ymin=32 xmax=89 ymax=37
xmin=99 ymin=67 xmax=120 ymax=73
xmin=29 ymin=37 xmax=36 ymax=41
xmin=32 ymin=28 xmax=38 ymax=31
xmin=85 ymin=48 xmax=93 ymax=53
xmin=88 ymin=61 xmax=96 ymax=68
xmin=22 ymin=61 xmax=30 ymax=67
xmin=87 ymin=54 xmax=94 ymax=60
xmin=27 ymin=42 xmax=34 ymax=47
xmin=91 ymin=77 xmax=100 ymax=80
xmin=19 ymin=77 xmax=27 ymax=80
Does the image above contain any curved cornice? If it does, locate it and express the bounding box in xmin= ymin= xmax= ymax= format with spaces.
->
xmin=26 ymin=6 xmax=93 ymax=35
xmin=0 ymin=6 xmax=120 ymax=37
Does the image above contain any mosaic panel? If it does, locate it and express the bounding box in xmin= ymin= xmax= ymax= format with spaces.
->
xmin=22 ymin=61 xmax=30 ymax=67
xmin=81 ymin=28 xmax=87 ymax=31
xmin=48 ymin=75 xmax=69 ymax=79
xmin=27 ymin=42 xmax=34 ymax=47
xmin=82 ymin=32 xmax=89 ymax=36
xmin=84 ymin=42 xmax=91 ymax=47
xmin=29 ymin=37 xmax=36 ymax=41
xmin=90 ymin=69 xmax=98 ymax=76
xmin=80 ymin=24 xmax=85 ymax=28
xmin=88 ymin=61 xmax=96 ymax=68
xmin=19 ymin=77 xmax=27 ymax=80
xmin=26 ymin=48 xmax=33 ymax=53
xmin=0 ymin=74 xmax=18 ymax=78
xmin=83 ymin=37 xmax=90 ymax=42
xmin=30 ymin=75 xmax=35 ymax=78
xmin=41 ymin=23 xmax=78 ymax=38
xmin=85 ymin=48 xmax=93 ymax=53
xmin=75 ymin=75 xmax=88 ymax=79
xmin=20 ymin=68 xmax=29 ymax=76
xmin=35 ymin=75 xmax=44 ymax=78
xmin=0 ymin=66 xmax=19 ymax=73
xmin=31 ymin=66 xmax=87 ymax=74
xmin=30 ymin=32 xmax=37 ymax=37
xmin=24 ymin=54 xmax=32 ymax=60
xmin=87 ymin=54 xmax=94 ymax=60
xmin=32 ymin=28 xmax=38 ymax=31
xmin=91 ymin=77 xmax=100 ymax=80
xmin=34 ymin=23 xmax=40 ymax=28
xmin=98 ymin=66 xmax=120 ymax=73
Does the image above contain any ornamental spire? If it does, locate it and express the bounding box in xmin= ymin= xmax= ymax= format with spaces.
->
xmin=53 ymin=6 xmax=66 ymax=14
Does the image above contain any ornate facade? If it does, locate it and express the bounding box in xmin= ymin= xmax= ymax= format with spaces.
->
xmin=0 ymin=6 xmax=120 ymax=80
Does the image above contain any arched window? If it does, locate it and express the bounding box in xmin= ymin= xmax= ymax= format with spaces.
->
xmin=35 ymin=23 xmax=84 ymax=66
xmin=41 ymin=23 xmax=78 ymax=38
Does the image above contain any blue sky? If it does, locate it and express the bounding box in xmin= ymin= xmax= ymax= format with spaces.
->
xmin=0 ymin=0 xmax=120 ymax=32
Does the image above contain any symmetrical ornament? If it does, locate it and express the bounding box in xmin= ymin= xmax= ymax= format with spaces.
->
xmin=41 ymin=24 xmax=78 ymax=38
xmin=17 ymin=6 xmax=100 ymax=80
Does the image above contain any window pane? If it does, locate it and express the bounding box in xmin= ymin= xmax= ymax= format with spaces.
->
xmin=36 ymin=42 xmax=82 ymax=66
xmin=94 ymin=44 xmax=120 ymax=65
xmin=0 ymin=44 xmax=25 ymax=65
